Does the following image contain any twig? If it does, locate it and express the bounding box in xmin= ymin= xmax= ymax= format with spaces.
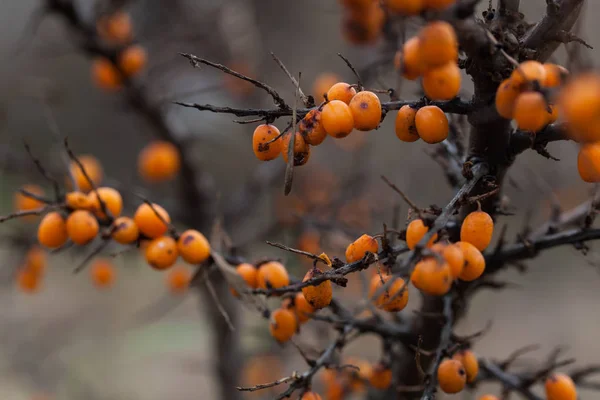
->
xmin=203 ymin=269 xmax=235 ymax=332
xmin=237 ymin=374 xmax=297 ymax=392
xmin=381 ymin=175 xmax=424 ymax=219
xmin=270 ymin=53 xmax=310 ymax=107
xmin=337 ymin=53 xmax=363 ymax=90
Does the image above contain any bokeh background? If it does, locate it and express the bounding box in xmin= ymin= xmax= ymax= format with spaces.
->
xmin=0 ymin=0 xmax=599 ymax=399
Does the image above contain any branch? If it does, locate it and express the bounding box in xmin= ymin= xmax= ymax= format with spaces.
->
xmin=478 ymin=359 xmax=543 ymax=400
xmin=508 ymin=123 xmax=570 ymax=159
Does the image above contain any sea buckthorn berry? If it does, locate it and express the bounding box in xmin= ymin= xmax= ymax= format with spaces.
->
xmin=395 ymin=37 xmax=423 ymax=80
xmin=344 ymin=357 xmax=372 ymax=391
xmin=167 ymin=266 xmax=191 ymax=294
xmin=415 ymin=106 xmax=449 ymax=144
xmin=293 ymin=292 xmax=315 ymax=323
xmin=395 ymin=105 xmax=420 ymax=142
xmin=384 ymin=0 xmax=424 ymax=15
xmin=453 ymin=350 xmax=479 ymax=383
xmin=111 ymin=216 xmax=139 ymax=244
xmin=322 ymin=100 xmax=355 ymax=138
xmin=177 ymin=229 xmax=211 ymax=264
xmin=456 ymin=241 xmax=485 ymax=281
xmin=495 ymin=78 xmax=522 ymax=119
xmin=91 ymin=259 xmax=115 ymax=288
xmin=118 ymin=45 xmax=147 ymax=77
xmin=257 ymin=261 xmax=290 ymax=290
xmin=341 ymin=4 xmax=385 ymax=45
xmin=424 ymin=0 xmax=456 ymax=10
xmin=92 ymin=58 xmax=122 ymax=91
xmin=557 ymin=73 xmax=600 ymax=143
xmin=547 ymin=104 xmax=559 ymax=124
xmin=545 ymin=373 xmax=577 ymax=400
xmin=479 ymin=396 xmax=500 ymax=400
xmin=269 ymin=308 xmax=297 ymax=343
xmin=369 ymin=274 xmax=409 ymax=312
xmin=252 ymin=124 xmax=283 ymax=161
xmin=369 ymin=362 xmax=392 ymax=389
xmin=97 ymin=11 xmax=132 ymax=44
xmin=282 ymin=132 xmax=311 ymax=166
xmin=406 ymin=219 xmax=437 ymax=249
xmin=88 ymin=187 xmax=123 ymax=219
xmin=65 ymin=191 xmax=90 ymax=210
xmin=299 ymin=110 xmax=327 ymax=146
xmin=326 ymin=82 xmax=357 ymax=104
xmin=437 ymin=359 xmax=467 ymax=394
xmin=69 ymin=155 xmax=103 ymax=193
xmin=419 ymin=21 xmax=458 ymax=68
xmin=514 ymin=92 xmax=549 ymax=132
xmin=345 ymin=234 xmax=379 ymax=263
xmin=37 ymin=212 xmax=68 ymax=249
xmin=134 ymin=203 xmax=171 ymax=238
xmin=313 ymin=73 xmax=340 ymax=101
xmin=431 ymin=243 xmax=464 ymax=278
xmin=543 ymin=63 xmax=568 ymax=88
xmin=17 ymin=268 xmax=41 ymax=293
xmin=25 ymin=246 xmax=47 ymax=275
xmin=349 ymin=91 xmax=382 ymax=131
xmin=66 ymin=210 xmax=99 ymax=245
xmin=302 ymin=268 xmax=333 ymax=309
xmin=577 ymin=143 xmax=600 ymax=183
xmin=460 ymin=210 xmax=494 ymax=251
xmin=510 ymin=60 xmax=546 ymax=89
xmin=325 ymin=378 xmax=344 ymax=400
xmin=15 ymin=184 xmax=44 ymax=213
xmin=300 ymin=391 xmax=322 ymax=400
xmin=145 ymin=236 xmax=179 ymax=270
xmin=422 ymin=62 xmax=461 ymax=100
xmin=230 ymin=263 xmax=258 ymax=297
xmin=411 ymin=258 xmax=452 ymax=295
xmin=138 ymin=140 xmax=181 ymax=182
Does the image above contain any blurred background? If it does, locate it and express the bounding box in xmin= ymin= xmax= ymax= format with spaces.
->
xmin=0 ymin=0 xmax=599 ymax=399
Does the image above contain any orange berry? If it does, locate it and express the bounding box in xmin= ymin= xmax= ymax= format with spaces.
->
xmin=111 ymin=216 xmax=139 ymax=244
xmin=14 ymin=184 xmax=44 ymax=213
xmin=325 ymin=378 xmax=344 ymax=400
xmin=313 ymin=73 xmax=340 ymax=102
xmin=302 ymin=268 xmax=333 ymax=309
xmin=300 ymin=391 xmax=322 ymax=400
xmin=97 ymin=11 xmax=132 ymax=44
xmin=369 ymin=274 xmax=409 ymax=312
xmin=25 ymin=246 xmax=47 ymax=275
xmin=167 ymin=266 xmax=192 ymax=294
xmin=230 ymin=263 xmax=258 ymax=297
xmin=341 ymin=4 xmax=384 ymax=45
xmin=177 ymin=229 xmax=211 ymax=264
xmin=384 ymin=0 xmax=424 ymax=15
xmin=479 ymin=396 xmax=500 ymax=400
xmin=299 ymin=109 xmax=327 ymax=146
xmin=292 ymin=292 xmax=315 ymax=323
xmin=345 ymin=234 xmax=379 ymax=263
xmin=437 ymin=359 xmax=466 ymax=394
xmin=495 ymin=78 xmax=522 ymax=119
xmin=349 ymin=91 xmax=382 ymax=131
xmin=145 ymin=236 xmax=179 ymax=270
xmin=344 ymin=357 xmax=372 ymax=391
xmin=91 ymin=58 xmax=122 ymax=91
xmin=510 ymin=60 xmax=546 ymax=89
xmin=326 ymin=82 xmax=357 ymax=104
xmin=406 ymin=219 xmax=437 ymax=249
xmin=90 ymin=259 xmax=115 ymax=288
xmin=138 ymin=141 xmax=181 ymax=182
xmin=322 ymin=100 xmax=355 ymax=138
xmin=453 ymin=350 xmax=479 ymax=383
xmin=369 ymin=362 xmax=392 ymax=389
xmin=547 ymin=104 xmax=559 ymax=124
xmin=415 ymin=106 xmax=449 ymax=144
xmin=66 ymin=210 xmax=99 ymax=245
xmin=252 ymin=124 xmax=283 ymax=161
xmin=118 ymin=45 xmax=147 ymax=77
xmin=88 ymin=187 xmax=123 ymax=219
xmin=419 ymin=21 xmax=458 ymax=68
xmin=282 ymin=132 xmax=311 ymax=166
xmin=514 ymin=91 xmax=549 ymax=132
xmin=545 ymin=373 xmax=577 ymax=400
xmin=456 ymin=241 xmax=485 ymax=281
xmin=557 ymin=73 xmax=600 ymax=143
xmin=395 ymin=105 xmax=420 ymax=142
xmin=431 ymin=243 xmax=464 ymax=278
xmin=577 ymin=143 xmax=600 ymax=183
xmin=134 ymin=203 xmax=171 ymax=238
xmin=411 ymin=258 xmax=452 ymax=296
xmin=543 ymin=63 xmax=568 ymax=88
xmin=423 ymin=62 xmax=461 ymax=100
xmin=69 ymin=155 xmax=103 ymax=193
xmin=257 ymin=261 xmax=290 ymax=289
xmin=460 ymin=210 xmax=494 ymax=251
xmin=395 ymin=37 xmax=424 ymax=80
xmin=37 ymin=212 xmax=68 ymax=249
xmin=65 ymin=191 xmax=90 ymax=210
xmin=269 ymin=308 xmax=297 ymax=343
xmin=17 ymin=268 xmax=41 ymax=293
xmin=424 ymin=0 xmax=456 ymax=10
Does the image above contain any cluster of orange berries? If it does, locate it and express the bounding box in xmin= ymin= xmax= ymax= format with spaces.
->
xmin=91 ymin=11 xmax=148 ymax=91
xmin=437 ymin=349 xmax=479 ymax=394
xmin=495 ymin=60 xmax=566 ymax=132
xmin=321 ymin=358 xmax=393 ymax=399
xmin=252 ymin=83 xmax=383 ymax=164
